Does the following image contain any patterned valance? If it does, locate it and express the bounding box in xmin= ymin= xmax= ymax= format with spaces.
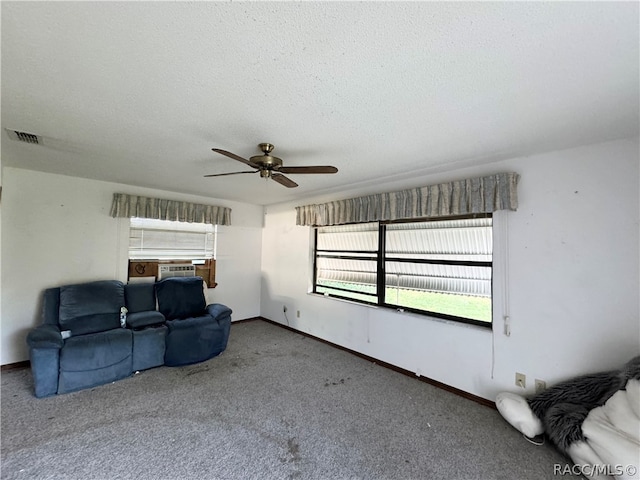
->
xmin=110 ymin=193 xmax=231 ymax=225
xmin=296 ymin=172 xmax=519 ymax=227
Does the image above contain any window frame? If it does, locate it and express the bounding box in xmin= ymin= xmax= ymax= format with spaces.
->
xmin=312 ymin=213 xmax=493 ymax=328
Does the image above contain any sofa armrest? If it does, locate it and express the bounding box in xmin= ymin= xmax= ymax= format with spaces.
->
xmin=206 ymin=303 xmax=232 ymax=320
xmin=27 ymin=324 xmax=63 ymax=349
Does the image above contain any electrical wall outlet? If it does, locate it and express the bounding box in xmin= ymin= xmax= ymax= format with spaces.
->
xmin=283 ymin=305 xmax=287 ymax=313
xmin=515 ymin=372 xmax=526 ymax=389
xmin=535 ymin=379 xmax=546 ymax=393
xmin=296 ymin=310 xmax=300 ymax=318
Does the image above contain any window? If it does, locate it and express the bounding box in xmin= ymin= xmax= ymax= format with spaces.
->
xmin=313 ymin=215 xmax=492 ymax=326
xmin=127 ymin=218 xmax=218 ymax=286
xmin=129 ymin=218 xmax=216 ymax=260
xmin=314 ymin=222 xmax=379 ymax=304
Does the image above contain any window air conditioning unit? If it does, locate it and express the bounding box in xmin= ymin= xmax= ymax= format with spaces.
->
xmin=158 ymin=264 xmax=196 ymax=280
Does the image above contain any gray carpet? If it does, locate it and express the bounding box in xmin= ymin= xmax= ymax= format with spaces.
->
xmin=1 ymin=320 xmax=575 ymax=480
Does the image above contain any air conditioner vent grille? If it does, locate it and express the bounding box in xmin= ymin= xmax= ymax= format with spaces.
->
xmin=158 ymin=264 xmax=196 ymax=280
xmin=6 ymin=129 xmax=40 ymax=144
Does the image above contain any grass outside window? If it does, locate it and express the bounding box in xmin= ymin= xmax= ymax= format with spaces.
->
xmin=317 ymin=280 xmax=491 ymax=322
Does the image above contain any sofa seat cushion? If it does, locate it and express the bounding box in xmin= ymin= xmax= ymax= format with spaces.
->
xmin=59 ymin=280 xmax=125 ymax=335
xmin=60 ymin=328 xmax=132 ymax=372
xmin=155 ymin=277 xmax=206 ymax=320
xmin=126 ymin=311 xmax=165 ymax=329
xmin=57 ymin=328 xmax=133 ymax=394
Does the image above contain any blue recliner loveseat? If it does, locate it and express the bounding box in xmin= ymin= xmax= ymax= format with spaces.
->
xmin=26 ymin=277 xmax=232 ymax=398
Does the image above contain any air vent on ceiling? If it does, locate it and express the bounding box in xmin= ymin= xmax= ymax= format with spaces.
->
xmin=6 ymin=129 xmax=41 ymax=144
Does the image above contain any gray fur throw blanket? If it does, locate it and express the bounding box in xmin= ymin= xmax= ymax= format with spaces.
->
xmin=528 ymin=356 xmax=640 ymax=454
xmin=496 ymin=356 xmax=640 ymax=480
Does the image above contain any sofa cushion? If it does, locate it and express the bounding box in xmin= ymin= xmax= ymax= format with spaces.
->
xmin=58 ymin=329 xmax=132 ymax=394
xmin=155 ymin=277 xmax=206 ymax=321
xmin=42 ymin=288 xmax=61 ymax=325
xmin=124 ymin=283 xmax=157 ymax=313
xmin=60 ymin=328 xmax=132 ymax=371
xmin=58 ymin=280 xmax=125 ymax=335
xmin=126 ymin=311 xmax=165 ymax=329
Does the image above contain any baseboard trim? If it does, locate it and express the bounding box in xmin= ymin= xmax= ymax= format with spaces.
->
xmin=256 ymin=316 xmax=496 ymax=410
xmin=1 ymin=360 xmax=30 ymax=372
xmin=232 ymin=317 xmax=263 ymax=324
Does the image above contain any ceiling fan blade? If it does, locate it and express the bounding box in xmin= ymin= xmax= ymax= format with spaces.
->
xmin=212 ymin=149 xmax=260 ymax=169
xmin=204 ymin=171 xmax=257 ymax=178
xmin=277 ymin=166 xmax=338 ymax=174
xmin=272 ymin=173 xmax=298 ymax=188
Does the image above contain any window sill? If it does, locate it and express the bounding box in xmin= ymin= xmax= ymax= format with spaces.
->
xmin=307 ymin=292 xmax=492 ymax=331
xmin=308 ymin=291 xmax=380 ymax=309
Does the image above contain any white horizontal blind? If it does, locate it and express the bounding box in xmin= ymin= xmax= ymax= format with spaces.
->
xmin=384 ymin=217 xmax=492 ymax=297
xmin=129 ymin=218 xmax=216 ymax=260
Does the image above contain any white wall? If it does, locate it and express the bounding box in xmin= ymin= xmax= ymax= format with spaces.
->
xmin=0 ymin=154 xmax=3 ymax=363
xmin=1 ymin=168 xmax=263 ymax=364
xmin=260 ymin=137 xmax=640 ymax=401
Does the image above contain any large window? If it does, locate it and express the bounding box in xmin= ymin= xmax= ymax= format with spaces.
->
xmin=313 ymin=215 xmax=492 ymax=327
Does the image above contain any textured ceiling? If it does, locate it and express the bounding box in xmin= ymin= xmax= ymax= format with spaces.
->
xmin=2 ymin=2 xmax=638 ymax=205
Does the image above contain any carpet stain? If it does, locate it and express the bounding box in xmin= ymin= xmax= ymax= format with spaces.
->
xmin=287 ymin=438 xmax=300 ymax=461
xmin=281 ymin=417 xmax=295 ymax=429
xmin=289 ymin=350 xmax=309 ymax=359
xmin=285 ymin=438 xmax=302 ymax=479
xmin=229 ymin=357 xmax=258 ymax=368
xmin=279 ymin=436 xmax=303 ymax=478
xmin=324 ymin=377 xmax=351 ymax=387
xmin=185 ymin=366 xmax=209 ymax=376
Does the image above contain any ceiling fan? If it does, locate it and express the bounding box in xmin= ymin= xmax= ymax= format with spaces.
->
xmin=205 ymin=143 xmax=338 ymax=188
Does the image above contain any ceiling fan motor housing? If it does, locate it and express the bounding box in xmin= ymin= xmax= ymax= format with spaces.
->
xmin=251 ymin=143 xmax=282 ymax=177
xmin=250 ymin=154 xmax=283 ymax=171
